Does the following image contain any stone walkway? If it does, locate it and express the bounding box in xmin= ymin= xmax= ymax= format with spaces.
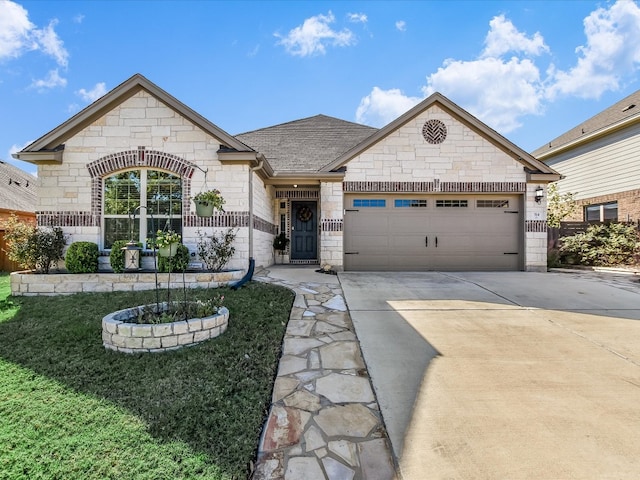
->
xmin=252 ymin=268 xmax=397 ymax=480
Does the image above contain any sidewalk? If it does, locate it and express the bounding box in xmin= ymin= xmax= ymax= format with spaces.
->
xmin=252 ymin=266 xmax=397 ymax=480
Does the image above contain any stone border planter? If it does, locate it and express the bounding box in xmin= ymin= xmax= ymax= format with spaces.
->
xmin=102 ymin=303 xmax=229 ymax=354
xmin=10 ymin=270 xmax=243 ymax=296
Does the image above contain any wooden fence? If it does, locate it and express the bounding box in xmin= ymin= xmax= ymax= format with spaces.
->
xmin=548 ymin=221 xmax=640 ymax=250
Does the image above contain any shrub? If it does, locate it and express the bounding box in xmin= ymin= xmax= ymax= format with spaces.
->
xmin=560 ymin=223 xmax=640 ymax=266
xmin=65 ymin=242 xmax=99 ymax=273
xmin=158 ymin=244 xmax=190 ymax=272
xmin=197 ymin=228 xmax=237 ymax=272
xmin=109 ymin=240 xmax=142 ymax=273
xmin=273 ymin=233 xmax=290 ymax=252
xmin=3 ymin=215 xmax=65 ymax=273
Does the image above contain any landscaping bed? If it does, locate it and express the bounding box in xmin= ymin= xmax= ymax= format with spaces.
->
xmin=0 ymin=273 xmax=294 ymax=479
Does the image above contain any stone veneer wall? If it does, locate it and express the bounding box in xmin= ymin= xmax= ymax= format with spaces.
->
xmin=325 ymin=105 xmax=548 ymax=271
xmin=10 ymin=270 xmax=243 ymax=296
xmin=35 ymin=90 xmax=277 ymax=273
xmin=102 ymin=305 xmax=229 ymax=354
xmin=320 ymin=182 xmax=344 ymax=267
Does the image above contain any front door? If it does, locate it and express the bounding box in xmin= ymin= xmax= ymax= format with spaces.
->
xmin=291 ymin=201 xmax=318 ymax=260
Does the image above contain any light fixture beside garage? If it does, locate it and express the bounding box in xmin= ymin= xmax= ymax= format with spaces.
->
xmin=535 ymin=186 xmax=544 ymax=203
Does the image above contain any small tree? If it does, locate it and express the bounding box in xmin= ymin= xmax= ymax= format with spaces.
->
xmin=560 ymin=223 xmax=640 ymax=266
xmin=3 ymin=215 xmax=65 ymax=273
xmin=196 ymin=228 xmax=237 ymax=272
xmin=547 ymin=183 xmax=577 ymax=228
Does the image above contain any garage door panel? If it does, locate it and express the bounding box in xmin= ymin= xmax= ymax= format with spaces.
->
xmin=344 ymin=194 xmax=522 ymax=271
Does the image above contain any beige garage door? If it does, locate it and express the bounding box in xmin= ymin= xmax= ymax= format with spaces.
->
xmin=343 ymin=195 xmax=522 ymax=271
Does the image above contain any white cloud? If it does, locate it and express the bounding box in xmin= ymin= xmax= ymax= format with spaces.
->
xmin=395 ymin=20 xmax=406 ymax=32
xmin=357 ymin=13 xmax=547 ymax=132
xmin=275 ymin=11 xmax=355 ymax=57
xmin=347 ymin=12 xmax=367 ymax=23
xmin=76 ymin=82 xmax=107 ymax=103
xmin=0 ymin=0 xmax=69 ymax=77
xmin=546 ymin=0 xmax=640 ymax=99
xmin=73 ymin=14 xmax=85 ymax=24
xmin=0 ymin=0 xmax=36 ymax=60
xmin=356 ymin=86 xmax=422 ymax=126
xmin=33 ymin=19 xmax=69 ymax=67
xmin=482 ymin=15 xmax=548 ymax=58
xmin=30 ymin=69 xmax=67 ymax=90
xmin=422 ymin=57 xmax=544 ymax=133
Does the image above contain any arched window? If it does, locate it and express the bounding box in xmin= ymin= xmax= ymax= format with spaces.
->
xmin=103 ymin=169 xmax=182 ymax=248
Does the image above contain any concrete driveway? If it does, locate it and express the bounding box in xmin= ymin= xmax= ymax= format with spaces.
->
xmin=339 ymin=271 xmax=640 ymax=480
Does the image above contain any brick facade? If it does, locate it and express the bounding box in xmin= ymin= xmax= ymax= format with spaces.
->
xmin=563 ymin=188 xmax=640 ymax=223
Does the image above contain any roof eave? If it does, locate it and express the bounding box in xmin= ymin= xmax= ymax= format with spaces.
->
xmin=264 ymin=172 xmax=345 ymax=186
xmin=535 ymin=114 xmax=640 ymax=161
xmin=12 ymin=148 xmax=64 ymax=165
xmin=21 ymin=74 xmax=251 ymax=154
xmin=322 ymin=92 xmax=558 ymax=175
xmin=217 ymin=151 xmax=275 ymax=178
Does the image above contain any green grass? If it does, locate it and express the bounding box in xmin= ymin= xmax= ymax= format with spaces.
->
xmin=0 ymin=273 xmax=293 ymax=480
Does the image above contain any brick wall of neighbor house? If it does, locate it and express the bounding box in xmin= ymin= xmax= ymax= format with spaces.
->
xmin=560 ymin=188 xmax=640 ymax=223
xmin=36 ymin=90 xmax=273 ymax=272
xmin=338 ymin=105 xmax=547 ymax=271
xmin=320 ymin=181 xmax=344 ymax=267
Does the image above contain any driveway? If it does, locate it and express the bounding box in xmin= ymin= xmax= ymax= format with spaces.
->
xmin=339 ymin=271 xmax=640 ymax=480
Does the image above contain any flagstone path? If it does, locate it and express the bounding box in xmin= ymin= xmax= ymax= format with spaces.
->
xmin=252 ymin=269 xmax=397 ymax=480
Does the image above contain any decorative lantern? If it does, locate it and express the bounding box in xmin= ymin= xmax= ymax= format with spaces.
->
xmin=122 ymin=241 xmax=142 ymax=272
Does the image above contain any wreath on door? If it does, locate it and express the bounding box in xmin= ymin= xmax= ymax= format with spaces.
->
xmin=297 ymin=206 xmax=313 ymax=223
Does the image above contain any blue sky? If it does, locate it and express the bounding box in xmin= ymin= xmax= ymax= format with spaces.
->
xmin=2 ymin=0 xmax=640 ymax=176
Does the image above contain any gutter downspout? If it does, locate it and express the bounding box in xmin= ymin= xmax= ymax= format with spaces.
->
xmin=232 ymin=154 xmax=264 ymax=290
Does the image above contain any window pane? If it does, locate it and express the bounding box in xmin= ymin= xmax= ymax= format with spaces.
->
xmin=395 ymin=199 xmax=427 ymax=208
xmin=436 ymin=199 xmax=468 ymax=207
xmin=353 ymin=199 xmax=386 ymax=207
xmin=585 ymin=205 xmax=601 ymax=222
xmin=104 ymin=218 xmax=139 ymax=249
xmin=477 ymin=200 xmax=509 ymax=208
xmin=104 ymin=171 xmax=141 ymax=215
xmin=147 ymin=171 xmax=182 ymax=216
xmin=603 ymin=203 xmax=618 ymax=221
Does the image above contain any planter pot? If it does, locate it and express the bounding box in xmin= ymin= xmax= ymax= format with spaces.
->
xmin=195 ymin=201 xmax=215 ymax=217
xmin=159 ymin=243 xmax=179 ymax=258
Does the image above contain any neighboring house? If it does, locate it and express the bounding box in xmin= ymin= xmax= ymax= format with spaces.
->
xmin=0 ymin=160 xmax=37 ymax=271
xmin=532 ymin=89 xmax=640 ymax=224
xmin=13 ymin=74 xmax=559 ymax=272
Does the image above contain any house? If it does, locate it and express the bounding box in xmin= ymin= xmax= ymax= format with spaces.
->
xmin=0 ymin=160 xmax=37 ymax=271
xmin=13 ymin=74 xmax=559 ymax=272
xmin=532 ymin=89 xmax=640 ymax=224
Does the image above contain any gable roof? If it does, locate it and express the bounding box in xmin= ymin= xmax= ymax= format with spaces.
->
xmin=0 ymin=161 xmax=37 ymax=213
xmin=13 ymin=74 xmax=253 ymax=164
xmin=532 ymin=89 xmax=640 ymax=159
xmin=235 ymin=115 xmax=377 ymax=174
xmin=322 ymin=92 xmax=559 ymax=176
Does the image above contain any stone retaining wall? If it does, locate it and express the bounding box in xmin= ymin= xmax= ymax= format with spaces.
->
xmin=10 ymin=270 xmax=243 ymax=296
xmin=102 ymin=305 xmax=229 ymax=354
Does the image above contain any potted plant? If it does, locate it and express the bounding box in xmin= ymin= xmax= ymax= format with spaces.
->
xmin=192 ymin=189 xmax=225 ymax=217
xmin=148 ymin=230 xmax=181 ymax=257
xmin=273 ymin=232 xmax=289 ymax=264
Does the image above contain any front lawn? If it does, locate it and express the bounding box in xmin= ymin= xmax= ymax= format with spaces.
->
xmin=0 ymin=273 xmax=293 ymax=479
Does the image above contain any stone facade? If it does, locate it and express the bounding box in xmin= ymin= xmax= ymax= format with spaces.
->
xmin=36 ymin=91 xmax=276 ymax=271
xmin=18 ymin=76 xmax=557 ymax=274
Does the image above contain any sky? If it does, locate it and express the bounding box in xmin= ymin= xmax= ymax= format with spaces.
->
xmin=2 ymin=0 xmax=640 ymax=176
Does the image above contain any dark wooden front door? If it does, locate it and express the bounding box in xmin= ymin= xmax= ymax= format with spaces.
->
xmin=291 ymin=201 xmax=317 ymax=260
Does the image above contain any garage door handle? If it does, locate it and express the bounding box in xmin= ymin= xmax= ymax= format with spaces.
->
xmin=425 ymin=236 xmax=428 ymax=247
xmin=435 ymin=236 xmax=438 ymax=248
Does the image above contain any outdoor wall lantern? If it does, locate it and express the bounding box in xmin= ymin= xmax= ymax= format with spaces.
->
xmin=122 ymin=240 xmax=142 ymax=272
xmin=535 ymin=185 xmax=544 ymax=204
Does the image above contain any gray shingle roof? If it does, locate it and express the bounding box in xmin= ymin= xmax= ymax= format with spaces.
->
xmin=235 ymin=114 xmax=378 ymax=173
xmin=532 ymin=89 xmax=640 ymax=157
xmin=0 ymin=161 xmax=37 ymax=213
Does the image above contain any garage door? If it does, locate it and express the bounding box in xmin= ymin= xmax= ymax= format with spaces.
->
xmin=344 ymin=194 xmax=522 ymax=271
